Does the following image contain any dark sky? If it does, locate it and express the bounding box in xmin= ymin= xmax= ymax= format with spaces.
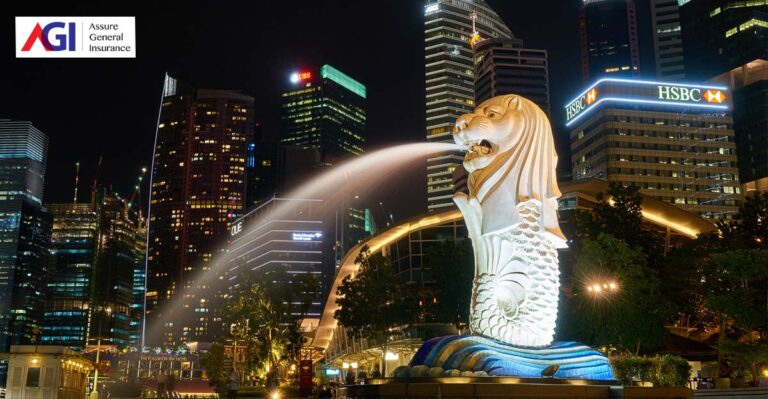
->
xmin=1 ymin=0 xmax=583 ymax=221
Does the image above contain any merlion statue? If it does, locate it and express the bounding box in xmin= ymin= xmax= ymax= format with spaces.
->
xmin=453 ymin=94 xmax=566 ymax=347
xmin=401 ymin=95 xmax=614 ymax=380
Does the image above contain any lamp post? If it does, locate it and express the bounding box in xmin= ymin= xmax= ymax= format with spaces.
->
xmin=586 ymin=281 xmax=619 ymax=350
xmin=90 ymin=307 xmax=111 ymax=399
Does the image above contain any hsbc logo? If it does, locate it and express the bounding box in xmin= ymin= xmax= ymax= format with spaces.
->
xmin=566 ymin=87 xmax=598 ymax=121
xmin=15 ymin=17 xmax=136 ymax=58
xmin=657 ymin=85 xmax=726 ymax=104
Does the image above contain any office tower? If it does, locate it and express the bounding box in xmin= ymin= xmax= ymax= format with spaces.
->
xmin=0 ymin=120 xmax=52 ymax=352
xmin=580 ymin=0 xmax=641 ymax=82
xmin=473 ymin=37 xmax=550 ymax=115
xmin=424 ymin=0 xmax=513 ymax=212
xmin=650 ymin=0 xmax=685 ymax=80
xmin=44 ymin=192 xmax=146 ymax=350
xmin=281 ymin=64 xmax=366 ymax=173
xmin=245 ymin=140 xmax=278 ymax=210
xmin=679 ymin=0 xmax=768 ymax=192
xmin=226 ymin=198 xmax=332 ymax=320
xmin=566 ymin=78 xmax=742 ymax=220
xmin=147 ymin=75 xmax=255 ymax=345
xmin=43 ymin=203 xmax=99 ymax=349
xmin=679 ymin=0 xmax=768 ymax=81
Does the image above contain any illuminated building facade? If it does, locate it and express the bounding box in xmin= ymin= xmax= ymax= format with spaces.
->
xmin=44 ymin=192 xmax=146 ymax=350
xmin=473 ymin=38 xmax=550 ymax=115
xmin=580 ymin=0 xmax=641 ymax=82
xmin=679 ymin=0 xmax=768 ymax=81
xmin=147 ymin=75 xmax=255 ymax=345
xmin=226 ymin=198 xmax=332 ymax=320
xmin=680 ymin=1 xmax=768 ymax=192
xmin=0 ymin=120 xmax=52 ymax=352
xmin=650 ymin=0 xmax=685 ymax=80
xmin=567 ymin=78 xmax=742 ymax=220
xmin=280 ymin=65 xmax=366 ymax=169
xmin=424 ymin=0 xmax=513 ymax=212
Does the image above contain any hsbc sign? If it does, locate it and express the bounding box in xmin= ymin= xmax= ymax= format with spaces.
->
xmin=565 ymin=79 xmax=730 ymax=127
xmin=657 ymin=85 xmax=726 ymax=104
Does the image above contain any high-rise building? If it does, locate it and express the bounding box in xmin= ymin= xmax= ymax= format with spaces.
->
xmin=473 ymin=37 xmax=550 ymax=115
xmin=650 ymin=0 xmax=686 ymax=80
xmin=679 ymin=0 xmax=768 ymax=81
xmin=245 ymin=141 xmax=278 ymax=210
xmin=566 ymin=78 xmax=742 ymax=220
xmin=147 ymin=75 xmax=255 ymax=346
xmin=226 ymin=198 xmax=332 ymax=320
xmin=580 ymin=0 xmax=641 ymax=82
xmin=43 ymin=203 xmax=99 ymax=349
xmin=44 ymin=192 xmax=144 ymax=350
xmin=0 ymin=120 xmax=52 ymax=352
xmin=424 ymin=0 xmax=513 ymax=212
xmin=679 ymin=0 xmax=768 ymax=193
xmin=281 ymin=64 xmax=366 ymax=171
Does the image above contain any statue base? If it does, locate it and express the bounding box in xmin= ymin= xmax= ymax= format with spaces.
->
xmin=393 ymin=335 xmax=614 ymax=380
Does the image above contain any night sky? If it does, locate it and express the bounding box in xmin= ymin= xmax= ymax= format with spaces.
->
xmin=1 ymin=1 xmax=583 ymax=221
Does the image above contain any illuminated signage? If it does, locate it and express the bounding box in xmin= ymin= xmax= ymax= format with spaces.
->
xmin=231 ymin=222 xmax=243 ymax=236
xmin=290 ymin=71 xmax=312 ymax=83
xmin=325 ymin=368 xmax=340 ymax=376
xmin=292 ymin=232 xmax=322 ymax=241
xmin=425 ymin=4 xmax=439 ymax=14
xmin=565 ymin=79 xmax=729 ymax=127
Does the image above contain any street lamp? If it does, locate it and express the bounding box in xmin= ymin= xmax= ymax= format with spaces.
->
xmin=585 ymin=280 xmax=619 ymax=351
xmin=90 ymin=307 xmax=112 ymax=399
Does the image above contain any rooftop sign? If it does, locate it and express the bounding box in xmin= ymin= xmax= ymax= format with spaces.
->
xmin=564 ymin=78 xmax=729 ymax=127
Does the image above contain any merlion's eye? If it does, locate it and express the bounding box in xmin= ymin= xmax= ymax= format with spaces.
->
xmin=488 ymin=112 xmax=497 ymax=118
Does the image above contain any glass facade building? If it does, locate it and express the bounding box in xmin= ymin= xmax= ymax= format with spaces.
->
xmin=424 ymin=0 xmax=513 ymax=212
xmin=280 ymin=64 xmax=366 ymax=169
xmin=147 ymin=75 xmax=255 ymax=346
xmin=0 ymin=120 xmax=52 ymax=352
xmin=567 ymin=78 xmax=742 ymax=220
xmin=580 ymin=0 xmax=641 ymax=82
xmin=651 ymin=0 xmax=686 ymax=80
xmin=473 ymin=38 xmax=550 ymax=115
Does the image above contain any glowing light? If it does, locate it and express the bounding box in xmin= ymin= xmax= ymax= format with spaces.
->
xmin=704 ymin=89 xmax=726 ymax=103
xmin=31 ymin=358 xmax=38 ymax=364
xmin=566 ymin=96 xmax=729 ymax=127
xmin=342 ymin=362 xmax=350 ymax=369
xmin=290 ymin=71 xmax=311 ymax=84
xmin=586 ymin=88 xmax=597 ymax=105
xmin=351 ymin=362 xmax=358 ymax=369
xmin=271 ymin=391 xmax=280 ymax=399
xmin=385 ymin=352 xmax=399 ymax=361
xmin=565 ymin=78 xmax=728 ymax=107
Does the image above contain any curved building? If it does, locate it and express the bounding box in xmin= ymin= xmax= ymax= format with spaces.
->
xmin=424 ymin=0 xmax=513 ymax=212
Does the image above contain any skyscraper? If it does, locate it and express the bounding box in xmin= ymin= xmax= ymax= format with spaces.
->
xmin=424 ymin=0 xmax=513 ymax=212
xmin=679 ymin=0 xmax=768 ymax=192
xmin=281 ymin=64 xmax=366 ymax=173
xmin=473 ymin=37 xmax=550 ymax=115
xmin=0 ymin=119 xmax=52 ymax=351
xmin=44 ymin=192 xmax=144 ymax=350
xmin=146 ymin=75 xmax=255 ymax=346
xmin=650 ymin=0 xmax=685 ymax=80
xmin=566 ymin=78 xmax=742 ymax=220
xmin=580 ymin=0 xmax=641 ymax=82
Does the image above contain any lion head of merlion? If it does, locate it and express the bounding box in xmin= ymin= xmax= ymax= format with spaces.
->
xmin=453 ymin=94 xmax=566 ymax=248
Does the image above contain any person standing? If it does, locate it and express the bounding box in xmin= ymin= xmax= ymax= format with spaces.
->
xmin=156 ymin=373 xmax=167 ymax=398
xmin=166 ymin=373 xmax=176 ymax=398
xmin=227 ymin=368 xmax=241 ymax=399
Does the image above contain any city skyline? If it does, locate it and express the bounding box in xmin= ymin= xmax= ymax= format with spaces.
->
xmin=0 ymin=0 xmax=583 ymax=221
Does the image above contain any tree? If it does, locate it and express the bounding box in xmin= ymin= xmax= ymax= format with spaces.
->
xmin=424 ymin=239 xmax=473 ymax=328
xmin=565 ymin=234 xmax=669 ymax=353
xmin=202 ymin=343 xmax=227 ymax=395
xmin=573 ymin=183 xmax=660 ymax=257
xmin=221 ymin=270 xmax=319 ymax=388
xmin=335 ymin=247 xmax=418 ymax=339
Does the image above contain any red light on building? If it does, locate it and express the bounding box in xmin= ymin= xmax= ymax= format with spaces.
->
xmin=291 ymin=71 xmax=313 ymax=83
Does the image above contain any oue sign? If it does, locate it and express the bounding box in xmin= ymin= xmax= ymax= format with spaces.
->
xmin=231 ymin=222 xmax=243 ymax=236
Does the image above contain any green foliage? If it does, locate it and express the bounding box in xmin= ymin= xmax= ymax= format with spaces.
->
xmin=611 ymin=355 xmax=656 ymax=385
xmin=611 ymin=355 xmax=691 ymax=387
xmin=573 ymin=183 xmax=660 ymax=256
xmin=655 ymin=355 xmax=692 ymax=387
xmin=202 ymin=343 xmax=227 ymax=395
xmin=218 ymin=269 xmax=319 ymax=386
xmin=568 ymin=234 xmax=669 ymax=352
xmin=334 ymin=246 xmax=420 ymax=340
xmin=718 ymin=339 xmax=768 ymax=383
xmin=707 ymin=249 xmax=768 ymax=338
xmin=424 ymin=239 xmax=473 ymax=327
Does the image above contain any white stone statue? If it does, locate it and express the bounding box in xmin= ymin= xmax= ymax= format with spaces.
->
xmin=453 ymin=94 xmax=567 ymax=348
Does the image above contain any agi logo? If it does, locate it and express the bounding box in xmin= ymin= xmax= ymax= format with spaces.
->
xmin=20 ymin=22 xmax=76 ymax=52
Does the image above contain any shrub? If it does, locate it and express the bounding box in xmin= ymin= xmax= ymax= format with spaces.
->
xmin=653 ymin=354 xmax=692 ymax=387
xmin=611 ymin=355 xmax=656 ymax=385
